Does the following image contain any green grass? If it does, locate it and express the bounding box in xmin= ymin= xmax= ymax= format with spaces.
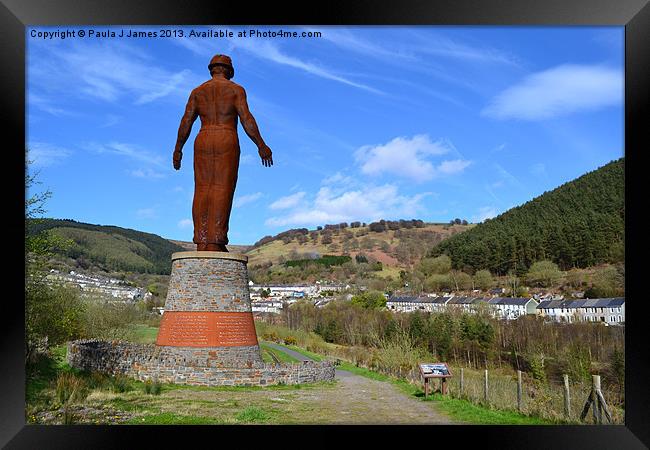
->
xmin=126 ymin=412 xmax=224 ymax=425
xmin=336 ymin=362 xmax=392 ymax=382
xmin=235 ymin=406 xmax=271 ymax=423
xmin=259 ymin=343 xmax=300 ymax=363
xmin=128 ymin=324 xmax=159 ymax=344
xmin=423 ymin=393 xmax=553 ymax=425
xmin=284 ymin=345 xmax=325 ymax=362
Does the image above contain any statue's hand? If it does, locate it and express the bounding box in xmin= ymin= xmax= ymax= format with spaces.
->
xmin=258 ymin=145 xmax=273 ymax=167
xmin=173 ymin=150 xmax=182 ymax=170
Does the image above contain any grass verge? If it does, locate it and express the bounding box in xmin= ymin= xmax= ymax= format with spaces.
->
xmin=259 ymin=343 xmax=300 ymax=363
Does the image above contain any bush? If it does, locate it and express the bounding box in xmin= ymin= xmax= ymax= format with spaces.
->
xmin=143 ymin=379 xmax=162 ymax=395
xmin=81 ymin=300 xmax=150 ymax=341
xmin=55 ymin=372 xmax=88 ymax=406
xmin=527 ymin=260 xmax=562 ymax=288
xmin=26 ymin=282 xmax=85 ymax=359
xmin=283 ymin=336 xmax=298 ymax=346
xmin=262 ymin=331 xmax=280 ymax=343
xmin=350 ymin=291 xmax=386 ymax=309
xmin=108 ymin=374 xmax=132 ymax=393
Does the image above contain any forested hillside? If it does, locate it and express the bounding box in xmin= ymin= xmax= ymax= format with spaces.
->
xmin=26 ymin=219 xmax=185 ymax=274
xmin=431 ymin=158 xmax=624 ymax=275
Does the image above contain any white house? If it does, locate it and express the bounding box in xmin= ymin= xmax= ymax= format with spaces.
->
xmin=536 ymin=298 xmax=624 ymax=325
xmin=386 ymin=295 xmax=538 ymax=320
xmin=487 ymin=297 xmax=539 ymax=320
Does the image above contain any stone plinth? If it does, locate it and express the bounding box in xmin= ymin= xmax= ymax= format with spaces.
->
xmin=67 ymin=251 xmax=335 ymax=386
xmin=155 ymin=251 xmax=262 ymax=367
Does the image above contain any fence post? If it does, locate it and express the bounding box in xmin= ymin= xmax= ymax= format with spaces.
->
xmin=563 ymin=374 xmax=571 ymax=420
xmin=484 ymin=369 xmax=489 ymax=404
xmin=517 ymin=370 xmax=523 ymax=412
xmin=460 ymin=368 xmax=464 ymax=397
xmin=592 ymin=375 xmax=601 ymax=424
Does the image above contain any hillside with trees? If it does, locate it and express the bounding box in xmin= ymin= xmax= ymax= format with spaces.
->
xmin=245 ymin=220 xmax=473 ymax=284
xmin=27 ymin=219 xmax=185 ymax=274
xmin=431 ymin=158 xmax=624 ymax=275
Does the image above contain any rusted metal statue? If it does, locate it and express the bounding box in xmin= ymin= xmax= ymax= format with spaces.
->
xmin=173 ymin=54 xmax=273 ymax=252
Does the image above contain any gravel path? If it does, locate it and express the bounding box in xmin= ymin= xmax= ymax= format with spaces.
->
xmin=265 ymin=343 xmax=455 ymax=424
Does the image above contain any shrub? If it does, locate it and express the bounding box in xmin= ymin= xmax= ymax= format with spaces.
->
xmin=108 ymin=374 xmax=132 ymax=393
xmin=262 ymin=331 xmax=280 ymax=342
xmin=143 ymin=379 xmax=162 ymax=395
xmin=55 ymin=372 xmax=88 ymax=406
xmin=283 ymin=336 xmax=298 ymax=346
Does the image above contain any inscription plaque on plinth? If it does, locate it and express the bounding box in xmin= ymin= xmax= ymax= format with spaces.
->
xmin=156 ymin=311 xmax=258 ymax=347
xmin=155 ymin=251 xmax=262 ymax=365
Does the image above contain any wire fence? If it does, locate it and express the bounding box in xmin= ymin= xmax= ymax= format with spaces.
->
xmin=407 ymin=366 xmax=624 ymax=424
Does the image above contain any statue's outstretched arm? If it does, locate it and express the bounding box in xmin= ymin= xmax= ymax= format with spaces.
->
xmin=235 ymin=88 xmax=273 ymax=167
xmin=173 ymin=92 xmax=198 ymax=170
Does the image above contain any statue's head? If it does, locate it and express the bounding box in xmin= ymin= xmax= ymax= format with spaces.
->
xmin=208 ymin=54 xmax=234 ymax=79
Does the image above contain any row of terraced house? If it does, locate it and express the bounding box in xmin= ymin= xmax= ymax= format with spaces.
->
xmin=386 ymin=295 xmax=625 ymax=325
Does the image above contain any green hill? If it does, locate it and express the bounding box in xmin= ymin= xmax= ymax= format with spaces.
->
xmin=431 ymin=158 xmax=624 ymax=275
xmin=27 ymin=219 xmax=185 ymax=274
xmin=245 ymin=221 xmax=474 ymax=280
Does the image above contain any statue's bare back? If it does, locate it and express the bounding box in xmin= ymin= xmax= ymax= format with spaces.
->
xmin=172 ymin=54 xmax=273 ymax=252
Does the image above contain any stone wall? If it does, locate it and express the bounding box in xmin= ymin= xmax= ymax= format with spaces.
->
xmin=67 ymin=340 xmax=335 ymax=386
xmin=165 ymin=254 xmax=251 ymax=312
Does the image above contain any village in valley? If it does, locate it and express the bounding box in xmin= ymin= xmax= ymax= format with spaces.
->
xmin=236 ymin=282 xmax=624 ymax=325
xmin=47 ymin=265 xmax=625 ymax=326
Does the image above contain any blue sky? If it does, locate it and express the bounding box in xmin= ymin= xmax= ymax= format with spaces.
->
xmin=26 ymin=26 xmax=624 ymax=245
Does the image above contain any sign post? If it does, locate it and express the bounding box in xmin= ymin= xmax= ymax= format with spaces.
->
xmin=419 ymin=363 xmax=453 ymax=398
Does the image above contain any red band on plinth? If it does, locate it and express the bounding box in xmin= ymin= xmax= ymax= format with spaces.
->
xmin=156 ymin=311 xmax=259 ymax=347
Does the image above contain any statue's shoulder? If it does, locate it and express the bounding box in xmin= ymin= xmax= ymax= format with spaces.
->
xmin=193 ymin=80 xmax=213 ymax=92
xmin=228 ymin=80 xmax=246 ymax=94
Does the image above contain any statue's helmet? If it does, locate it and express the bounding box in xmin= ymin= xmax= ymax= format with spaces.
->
xmin=208 ymin=54 xmax=234 ymax=79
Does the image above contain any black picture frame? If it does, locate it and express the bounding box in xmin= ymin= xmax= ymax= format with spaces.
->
xmin=3 ymin=0 xmax=648 ymax=448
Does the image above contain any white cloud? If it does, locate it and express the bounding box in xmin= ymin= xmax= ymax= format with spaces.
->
xmin=414 ymin=34 xmax=522 ymax=67
xmin=240 ymin=153 xmax=256 ymax=165
xmin=493 ymin=163 xmax=526 ymax=190
xmin=178 ymin=218 xmax=193 ymax=229
xmin=354 ymin=135 xmax=470 ymax=182
xmin=129 ymin=168 xmax=165 ymax=179
xmin=136 ymin=208 xmax=158 ymax=219
xmin=27 ymin=142 xmax=72 ymax=167
xmin=269 ymin=192 xmax=306 ymax=210
xmin=84 ymin=141 xmax=166 ymax=168
xmin=305 ymin=27 xmax=417 ymax=62
xmin=30 ymin=39 xmax=199 ymax=105
xmin=173 ymin=32 xmax=383 ymax=95
xmin=28 ymin=93 xmax=76 ymax=117
xmin=473 ymin=206 xmax=498 ymax=223
xmin=321 ymin=172 xmax=355 ymax=187
xmin=482 ymin=64 xmax=622 ymax=120
xmin=266 ymin=184 xmax=432 ymax=227
xmin=234 ymin=192 xmax=263 ymax=208
xmin=437 ymin=159 xmax=472 ymax=175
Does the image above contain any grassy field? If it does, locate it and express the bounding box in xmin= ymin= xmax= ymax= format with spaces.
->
xmin=128 ymin=324 xmax=159 ymax=343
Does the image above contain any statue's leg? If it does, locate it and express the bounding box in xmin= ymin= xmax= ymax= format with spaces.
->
xmin=209 ymin=130 xmax=240 ymax=249
xmin=193 ymin=133 xmax=213 ymax=250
